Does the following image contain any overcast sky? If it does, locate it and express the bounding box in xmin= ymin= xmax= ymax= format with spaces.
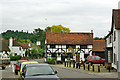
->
xmin=0 ymin=0 xmax=119 ymax=37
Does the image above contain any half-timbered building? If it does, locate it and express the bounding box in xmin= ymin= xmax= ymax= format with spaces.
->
xmin=45 ymin=30 xmax=93 ymax=62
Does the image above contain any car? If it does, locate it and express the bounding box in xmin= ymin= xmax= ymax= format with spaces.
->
xmin=20 ymin=64 xmax=59 ymax=80
xmin=18 ymin=61 xmax=38 ymax=77
xmin=15 ymin=60 xmax=28 ymax=75
xmin=86 ymin=56 xmax=105 ymax=65
xmin=0 ymin=58 xmax=10 ymax=70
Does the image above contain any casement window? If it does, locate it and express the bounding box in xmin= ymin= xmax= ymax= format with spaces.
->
xmin=50 ymin=44 xmax=55 ymax=48
xmin=19 ymin=47 xmax=21 ymax=50
xmin=66 ymin=45 xmax=76 ymax=49
xmin=80 ymin=45 xmax=87 ymax=49
xmin=114 ymin=31 xmax=116 ymax=41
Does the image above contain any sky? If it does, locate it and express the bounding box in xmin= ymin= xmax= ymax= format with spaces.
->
xmin=0 ymin=0 xmax=119 ymax=37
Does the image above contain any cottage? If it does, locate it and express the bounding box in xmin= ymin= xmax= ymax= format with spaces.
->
xmin=105 ymin=9 xmax=120 ymax=72
xmin=0 ymin=37 xmax=30 ymax=57
xmin=92 ymin=40 xmax=105 ymax=59
xmin=0 ymin=39 xmax=10 ymax=58
xmin=45 ymin=30 xmax=93 ymax=62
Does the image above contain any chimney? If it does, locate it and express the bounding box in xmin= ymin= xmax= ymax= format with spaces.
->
xmin=9 ymin=37 xmax=13 ymax=47
xmin=91 ymin=30 xmax=93 ymax=33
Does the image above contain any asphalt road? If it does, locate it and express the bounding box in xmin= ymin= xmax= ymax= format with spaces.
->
xmin=0 ymin=61 xmax=118 ymax=80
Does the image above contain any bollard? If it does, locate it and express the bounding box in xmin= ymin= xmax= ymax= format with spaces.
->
xmin=98 ymin=66 xmax=100 ymax=72
xmin=69 ymin=62 xmax=71 ymax=67
xmin=64 ymin=62 xmax=66 ymax=67
xmin=76 ymin=62 xmax=78 ymax=68
xmin=88 ymin=64 xmax=90 ymax=71
xmin=83 ymin=64 xmax=85 ymax=70
xmin=79 ymin=63 xmax=80 ymax=69
xmin=73 ymin=62 xmax=75 ymax=68
xmin=108 ymin=66 xmax=111 ymax=72
xmin=92 ymin=65 xmax=94 ymax=72
xmin=67 ymin=61 xmax=68 ymax=67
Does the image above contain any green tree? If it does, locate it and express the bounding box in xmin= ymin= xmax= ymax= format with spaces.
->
xmin=50 ymin=25 xmax=70 ymax=33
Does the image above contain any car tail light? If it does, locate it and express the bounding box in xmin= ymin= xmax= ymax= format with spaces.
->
xmin=16 ymin=65 xmax=20 ymax=69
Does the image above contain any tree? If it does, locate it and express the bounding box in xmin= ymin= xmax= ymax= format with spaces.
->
xmin=50 ymin=25 xmax=70 ymax=33
xmin=93 ymin=37 xmax=105 ymax=40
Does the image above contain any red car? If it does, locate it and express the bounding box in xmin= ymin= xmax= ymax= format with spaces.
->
xmin=15 ymin=60 xmax=28 ymax=75
xmin=86 ymin=56 xmax=105 ymax=65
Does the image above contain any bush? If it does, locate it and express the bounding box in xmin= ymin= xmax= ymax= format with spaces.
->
xmin=47 ymin=58 xmax=55 ymax=64
xmin=10 ymin=55 xmax=22 ymax=61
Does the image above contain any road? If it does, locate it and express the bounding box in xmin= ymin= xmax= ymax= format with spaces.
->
xmin=0 ymin=61 xmax=118 ymax=80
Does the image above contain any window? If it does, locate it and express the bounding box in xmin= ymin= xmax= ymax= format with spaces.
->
xmin=15 ymin=53 xmax=17 ymax=56
xmin=71 ymin=45 xmax=76 ymax=49
xmin=96 ymin=57 xmax=100 ymax=60
xmin=66 ymin=45 xmax=76 ymax=49
xmin=50 ymin=44 xmax=55 ymax=48
xmin=109 ymin=36 xmax=111 ymax=43
xmin=91 ymin=56 xmax=95 ymax=59
xmin=114 ymin=31 xmax=116 ymax=41
xmin=88 ymin=56 xmax=92 ymax=59
xmin=19 ymin=47 xmax=21 ymax=50
xmin=80 ymin=45 xmax=87 ymax=49
xmin=114 ymin=53 xmax=117 ymax=65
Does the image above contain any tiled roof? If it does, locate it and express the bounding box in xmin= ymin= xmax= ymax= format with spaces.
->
xmin=0 ymin=40 xmax=10 ymax=51
xmin=46 ymin=31 xmax=93 ymax=45
xmin=93 ymin=40 xmax=105 ymax=52
xmin=18 ymin=42 xmax=30 ymax=49
xmin=0 ymin=40 xmax=30 ymax=51
xmin=113 ymin=9 xmax=120 ymax=29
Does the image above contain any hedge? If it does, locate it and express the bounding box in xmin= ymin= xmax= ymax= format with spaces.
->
xmin=10 ymin=55 xmax=22 ymax=61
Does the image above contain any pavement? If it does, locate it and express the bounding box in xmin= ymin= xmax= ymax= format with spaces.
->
xmin=51 ymin=64 xmax=118 ymax=78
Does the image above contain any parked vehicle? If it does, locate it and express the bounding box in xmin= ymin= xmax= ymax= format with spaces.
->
xmin=20 ymin=64 xmax=59 ymax=80
xmin=86 ymin=56 xmax=105 ymax=65
xmin=15 ymin=60 xmax=28 ymax=75
xmin=18 ymin=61 xmax=38 ymax=77
xmin=0 ymin=58 xmax=10 ymax=69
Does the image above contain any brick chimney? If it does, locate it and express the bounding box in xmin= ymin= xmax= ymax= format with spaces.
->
xmin=91 ymin=30 xmax=93 ymax=33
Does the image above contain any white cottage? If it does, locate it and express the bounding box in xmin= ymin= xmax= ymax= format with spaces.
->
xmin=105 ymin=9 xmax=120 ymax=72
xmin=8 ymin=37 xmax=30 ymax=57
xmin=45 ymin=30 xmax=93 ymax=62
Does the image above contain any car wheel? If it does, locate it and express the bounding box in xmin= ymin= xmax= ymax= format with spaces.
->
xmin=2 ymin=66 xmax=5 ymax=70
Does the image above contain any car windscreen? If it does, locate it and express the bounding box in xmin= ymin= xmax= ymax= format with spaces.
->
xmin=26 ymin=65 xmax=55 ymax=76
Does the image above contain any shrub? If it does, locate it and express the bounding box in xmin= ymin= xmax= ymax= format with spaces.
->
xmin=47 ymin=58 xmax=55 ymax=64
xmin=10 ymin=55 xmax=22 ymax=61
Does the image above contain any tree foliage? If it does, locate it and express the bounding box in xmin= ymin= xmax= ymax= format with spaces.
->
xmin=93 ymin=37 xmax=105 ymax=40
xmin=50 ymin=25 xmax=70 ymax=33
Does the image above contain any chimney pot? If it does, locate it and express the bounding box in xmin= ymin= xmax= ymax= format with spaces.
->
xmin=91 ymin=30 xmax=93 ymax=33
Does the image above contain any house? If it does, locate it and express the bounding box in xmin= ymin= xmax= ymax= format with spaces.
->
xmin=0 ymin=39 xmax=10 ymax=58
xmin=45 ymin=30 xmax=93 ymax=62
xmin=0 ymin=37 xmax=30 ymax=57
xmin=92 ymin=40 xmax=105 ymax=59
xmin=105 ymin=9 xmax=120 ymax=72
